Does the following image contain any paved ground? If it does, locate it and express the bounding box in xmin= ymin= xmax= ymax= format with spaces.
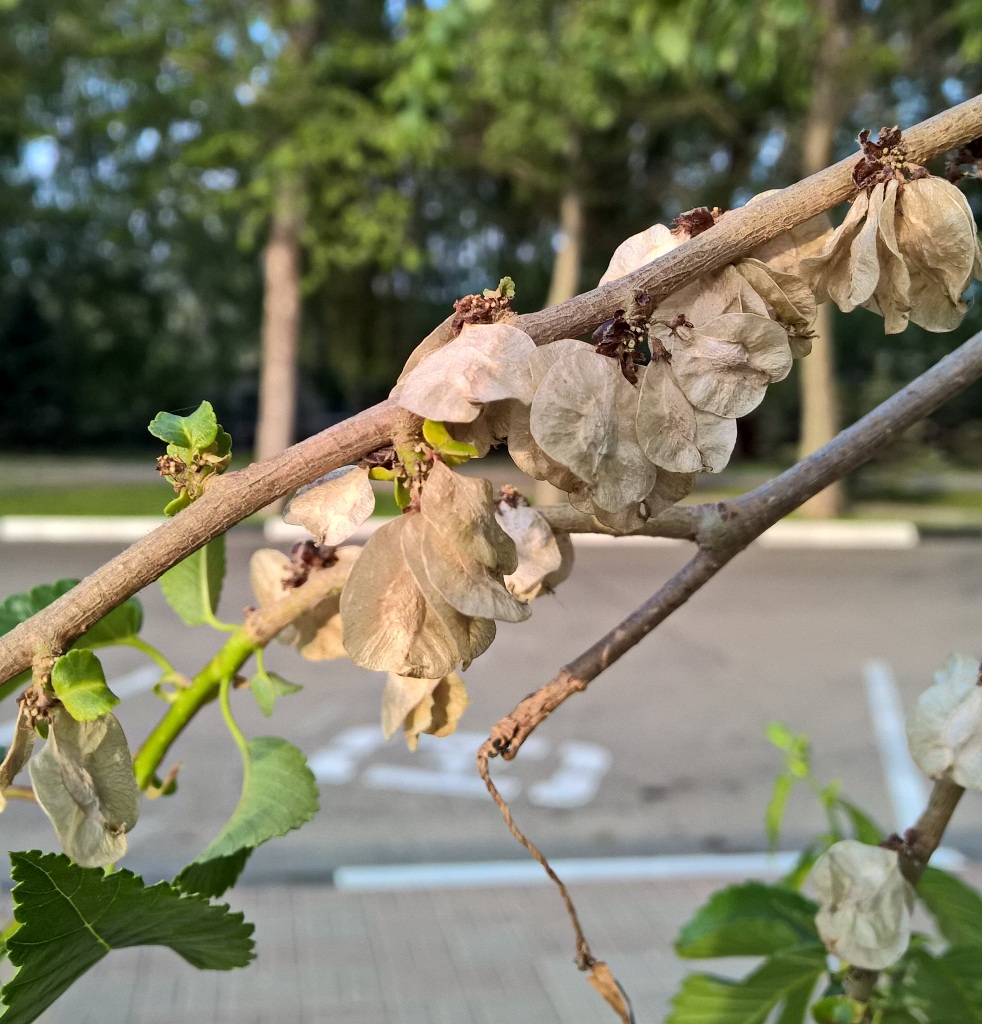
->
xmin=2 ymin=534 xmax=982 ymax=1021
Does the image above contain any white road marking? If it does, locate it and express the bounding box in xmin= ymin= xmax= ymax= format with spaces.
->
xmin=863 ymin=658 xmax=930 ymax=830
xmin=758 ymin=520 xmax=918 ymax=549
xmin=333 ymin=851 xmax=804 ymax=890
xmin=0 ymin=516 xmax=166 ymax=542
xmin=527 ymin=741 xmax=612 ymax=808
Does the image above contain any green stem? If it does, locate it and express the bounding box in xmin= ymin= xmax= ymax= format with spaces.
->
xmin=132 ymin=629 xmax=257 ymax=789
xmin=218 ymin=677 xmax=248 ymax=757
xmin=204 ymin=609 xmax=238 ymax=633
xmin=118 ymin=636 xmax=175 ymax=675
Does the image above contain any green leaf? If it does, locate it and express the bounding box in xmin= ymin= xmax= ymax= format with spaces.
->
xmin=148 ymin=401 xmax=220 ymax=452
xmin=250 ymin=671 xmax=303 ymax=717
xmin=159 ymin=537 xmax=226 ymax=627
xmin=917 ymin=867 xmax=982 ymax=947
xmin=164 ymin=490 xmax=192 ymax=517
xmin=675 ymin=882 xmax=819 ymax=959
xmin=50 ymin=651 xmax=118 ymax=721
xmin=174 ymin=849 xmax=252 ymax=900
xmin=1 ymin=851 xmax=254 ymax=1024
xmin=666 ymin=948 xmax=826 ymax=1024
xmin=0 ymin=581 xmax=141 ymax=649
xmin=766 ymin=773 xmax=795 ymax=851
xmin=811 ymin=996 xmax=863 ymax=1023
xmin=899 ymin=947 xmax=982 ymax=1024
xmin=174 ymin=737 xmax=318 ymax=898
xmin=837 ymin=800 xmax=882 ymax=845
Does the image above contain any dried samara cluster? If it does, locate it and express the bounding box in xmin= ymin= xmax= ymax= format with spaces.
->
xmin=261 ymin=125 xmax=979 ymax=745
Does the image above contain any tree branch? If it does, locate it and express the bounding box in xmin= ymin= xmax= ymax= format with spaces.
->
xmin=2 ymin=94 xmax=981 ymax=686
xmin=487 ymin=326 xmax=982 ymax=759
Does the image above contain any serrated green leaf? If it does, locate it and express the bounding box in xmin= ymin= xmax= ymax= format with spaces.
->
xmin=148 ymin=401 xmax=220 ymax=452
xmin=50 ymin=651 xmax=118 ymax=721
xmin=250 ymin=671 xmax=302 ymax=717
xmin=1 ymin=851 xmax=254 ymax=1024
xmin=675 ymin=882 xmax=819 ymax=958
xmin=666 ymin=947 xmax=826 ymax=1024
xmin=174 ymin=737 xmax=317 ymax=898
xmin=159 ymin=537 xmax=226 ymax=626
xmin=917 ymin=867 xmax=982 ymax=947
xmin=174 ymin=849 xmax=252 ymax=899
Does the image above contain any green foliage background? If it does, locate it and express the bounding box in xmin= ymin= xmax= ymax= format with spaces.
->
xmin=1 ymin=0 xmax=981 ymax=462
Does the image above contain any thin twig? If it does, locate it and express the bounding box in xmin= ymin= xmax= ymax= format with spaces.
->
xmin=2 ymin=95 xmax=981 ymax=687
xmin=489 ymin=327 xmax=982 ymax=759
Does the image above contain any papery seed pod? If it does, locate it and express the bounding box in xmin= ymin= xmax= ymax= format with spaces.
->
xmin=598 ymin=223 xmax=682 ymax=286
xmin=906 ymin=653 xmax=982 ymax=788
xmin=283 ymin=465 xmax=376 ymax=546
xmin=339 ymin=517 xmax=461 ymax=678
xmin=249 ymin=546 xmax=359 ymax=660
xmin=30 ymin=708 xmax=141 ymax=868
xmin=813 ymin=840 xmax=915 ymax=970
xmin=530 ymin=347 xmax=657 ymax=513
xmin=395 ymin=322 xmax=537 ymax=422
xmin=400 ymin=514 xmax=497 ymax=665
xmin=494 ymin=500 xmax=573 ymax=601
xmin=400 ymin=672 xmax=469 ymax=752
xmin=0 ymin=704 xmax=36 ymax=812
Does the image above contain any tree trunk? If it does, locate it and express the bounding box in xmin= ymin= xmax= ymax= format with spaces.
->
xmin=255 ymin=191 xmax=303 ymax=489
xmin=545 ymin=187 xmax=584 ymax=307
xmin=797 ymin=0 xmax=848 ymax=518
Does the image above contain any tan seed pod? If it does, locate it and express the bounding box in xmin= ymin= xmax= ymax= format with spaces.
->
xmin=530 ymin=347 xmax=656 ymax=512
xmin=895 ymin=176 xmax=982 ymax=332
xmin=905 ymin=653 xmax=982 ymax=789
xmin=0 ymin=704 xmax=36 ymax=812
xmin=339 ymin=517 xmax=460 ymax=678
xmin=813 ymin=840 xmax=915 ymax=970
xmin=598 ymin=223 xmax=681 ymax=286
xmin=283 ymin=466 xmax=376 ymax=546
xmin=30 ymin=709 xmax=141 ymax=868
xmin=494 ymin=502 xmax=569 ymax=601
xmin=396 ymin=322 xmax=537 ymax=423
xmin=401 ymin=672 xmax=469 ymax=752
xmin=635 ymin=358 xmax=701 ymax=474
xmin=507 ymin=403 xmax=586 ymax=494
xmin=734 ymin=258 xmax=818 ymax=340
xmin=420 ymin=461 xmax=518 ymax=574
xmin=400 ymin=514 xmax=496 ymax=667
xmin=381 ymin=674 xmax=437 ymax=741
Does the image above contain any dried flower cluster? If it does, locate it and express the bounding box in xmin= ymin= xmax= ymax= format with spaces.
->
xmin=800 ymin=127 xmax=982 ymax=333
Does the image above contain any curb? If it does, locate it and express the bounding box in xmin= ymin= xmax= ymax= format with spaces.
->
xmin=0 ymin=515 xmax=961 ymax=549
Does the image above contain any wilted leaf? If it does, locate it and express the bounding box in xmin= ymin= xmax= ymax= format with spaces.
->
xmin=906 ymin=653 xmax=982 ymax=788
xmin=175 ymin=737 xmax=317 ymax=897
xmin=29 ymin=709 xmax=140 ymax=868
xmin=0 ymin=706 xmax=35 ymax=812
xmin=587 ymin=961 xmax=635 ymax=1024
xmin=813 ymin=840 xmax=914 ymax=969
xmin=283 ymin=465 xmax=376 ymax=545
xmin=159 ymin=537 xmax=226 ymax=627
xmin=1 ymin=851 xmax=254 ymax=1024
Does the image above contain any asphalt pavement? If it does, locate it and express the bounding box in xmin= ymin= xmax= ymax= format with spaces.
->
xmin=2 ymin=533 xmax=982 ymax=1022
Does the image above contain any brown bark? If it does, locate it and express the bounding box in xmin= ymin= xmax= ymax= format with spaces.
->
xmin=545 ymin=187 xmax=584 ymax=308
xmin=255 ymin=190 xmax=303 ymax=475
xmin=798 ymin=0 xmax=848 ymax=517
